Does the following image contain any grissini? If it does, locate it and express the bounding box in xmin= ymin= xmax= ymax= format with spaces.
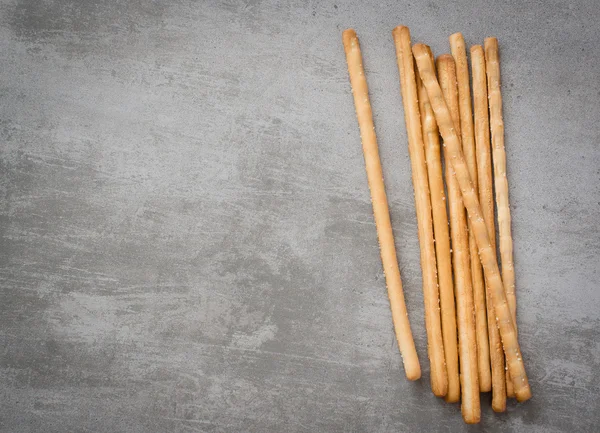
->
xmin=450 ymin=33 xmax=491 ymax=393
xmin=471 ymin=44 xmax=507 ymax=411
xmin=342 ymin=29 xmax=421 ymax=380
xmin=437 ymin=55 xmax=480 ymax=423
xmin=392 ymin=26 xmax=447 ymax=397
xmin=416 ymin=45 xmax=460 ymax=403
xmin=413 ymin=43 xmax=532 ymax=402
xmin=485 ymin=37 xmax=517 ymax=398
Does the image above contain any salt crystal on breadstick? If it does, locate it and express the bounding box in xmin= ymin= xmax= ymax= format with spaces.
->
xmin=342 ymin=29 xmax=421 ymax=380
xmin=413 ymin=43 xmax=532 ymax=402
xmin=392 ymin=26 xmax=447 ymax=396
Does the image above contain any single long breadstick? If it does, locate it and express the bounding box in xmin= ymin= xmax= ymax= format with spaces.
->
xmin=484 ymin=37 xmax=516 ymax=328
xmin=485 ymin=37 xmax=517 ymax=399
xmin=342 ymin=29 xmax=421 ymax=380
xmin=450 ymin=33 xmax=491 ymax=393
xmin=416 ymin=46 xmax=460 ymax=403
xmin=392 ymin=26 xmax=447 ymax=397
xmin=437 ymin=55 xmax=480 ymax=423
xmin=414 ymin=43 xmax=532 ymax=402
xmin=471 ymin=44 xmax=507 ymax=411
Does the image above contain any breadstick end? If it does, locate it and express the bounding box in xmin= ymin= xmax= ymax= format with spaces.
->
xmin=484 ymin=37 xmax=499 ymax=52
xmin=342 ymin=28 xmax=358 ymax=51
xmin=470 ymin=45 xmax=483 ymax=56
xmin=462 ymin=412 xmax=481 ymax=425
xmin=412 ymin=43 xmax=429 ymax=58
xmin=491 ymin=399 xmax=507 ymax=413
xmin=405 ymin=365 xmax=421 ymax=381
xmin=449 ymin=32 xmax=464 ymax=44
xmin=436 ymin=54 xmax=454 ymax=64
xmin=443 ymin=393 xmax=460 ymax=404
xmin=515 ymin=385 xmax=532 ymax=402
xmin=392 ymin=25 xmax=410 ymax=40
xmin=424 ymin=45 xmax=433 ymax=58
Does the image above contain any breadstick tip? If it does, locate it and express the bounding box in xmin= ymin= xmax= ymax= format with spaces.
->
xmin=405 ymin=365 xmax=422 ymax=381
xmin=412 ymin=43 xmax=429 ymax=59
xmin=436 ymin=54 xmax=455 ymax=69
xmin=515 ymin=384 xmax=532 ymax=402
xmin=437 ymin=53 xmax=454 ymax=61
xmin=449 ymin=32 xmax=464 ymax=43
xmin=424 ymin=45 xmax=433 ymax=58
xmin=392 ymin=25 xmax=409 ymax=39
xmin=342 ymin=28 xmax=358 ymax=50
xmin=470 ymin=44 xmax=483 ymax=56
xmin=484 ymin=37 xmax=499 ymax=52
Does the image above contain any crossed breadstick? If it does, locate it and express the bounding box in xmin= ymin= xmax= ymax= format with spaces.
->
xmin=450 ymin=33 xmax=492 ymax=394
xmin=413 ymin=43 xmax=532 ymax=402
xmin=436 ymin=53 xmax=481 ymax=423
xmin=414 ymin=45 xmax=460 ymax=404
xmin=486 ymin=37 xmax=518 ymax=399
xmin=392 ymin=26 xmax=447 ymax=397
xmin=341 ymin=28 xmax=531 ymax=420
xmin=471 ymin=44 xmax=507 ymax=411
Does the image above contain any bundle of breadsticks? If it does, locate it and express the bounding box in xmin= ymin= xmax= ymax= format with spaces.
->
xmin=342 ymin=27 xmax=530 ymax=424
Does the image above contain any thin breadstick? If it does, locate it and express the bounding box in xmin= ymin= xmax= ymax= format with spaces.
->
xmin=484 ymin=38 xmax=516 ymax=328
xmin=392 ymin=26 xmax=447 ymax=397
xmin=414 ymin=43 xmax=532 ymax=402
xmin=342 ymin=29 xmax=421 ymax=380
xmin=415 ymin=46 xmax=460 ymax=403
xmin=471 ymin=44 xmax=507 ymax=411
xmin=485 ymin=38 xmax=518 ymax=398
xmin=437 ymin=55 xmax=480 ymax=423
xmin=450 ymin=33 xmax=491 ymax=393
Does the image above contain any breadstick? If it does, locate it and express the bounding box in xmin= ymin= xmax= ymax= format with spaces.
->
xmin=342 ymin=29 xmax=421 ymax=380
xmin=392 ymin=26 xmax=447 ymax=397
xmin=437 ymin=55 xmax=480 ymax=423
xmin=484 ymin=37 xmax=516 ymax=398
xmin=415 ymin=46 xmax=460 ymax=403
xmin=413 ymin=43 xmax=532 ymax=402
xmin=471 ymin=44 xmax=507 ymax=411
xmin=450 ymin=33 xmax=491 ymax=393
xmin=484 ymin=38 xmax=516 ymax=329
xmin=484 ymin=39 xmax=518 ymax=399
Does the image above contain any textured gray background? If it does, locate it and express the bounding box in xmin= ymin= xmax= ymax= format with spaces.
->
xmin=0 ymin=0 xmax=598 ymax=432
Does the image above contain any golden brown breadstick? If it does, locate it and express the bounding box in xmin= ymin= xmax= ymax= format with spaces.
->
xmin=484 ymin=37 xmax=516 ymax=328
xmin=485 ymin=37 xmax=517 ymax=399
xmin=450 ymin=33 xmax=491 ymax=393
xmin=342 ymin=29 xmax=421 ymax=380
xmin=437 ymin=55 xmax=480 ymax=423
xmin=414 ymin=43 xmax=532 ymax=402
xmin=392 ymin=26 xmax=447 ymax=397
xmin=416 ymin=46 xmax=460 ymax=403
xmin=471 ymin=44 xmax=507 ymax=411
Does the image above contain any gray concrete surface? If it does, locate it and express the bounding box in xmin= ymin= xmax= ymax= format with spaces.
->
xmin=0 ymin=0 xmax=598 ymax=431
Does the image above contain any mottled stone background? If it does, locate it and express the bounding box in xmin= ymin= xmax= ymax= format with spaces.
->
xmin=0 ymin=0 xmax=598 ymax=432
